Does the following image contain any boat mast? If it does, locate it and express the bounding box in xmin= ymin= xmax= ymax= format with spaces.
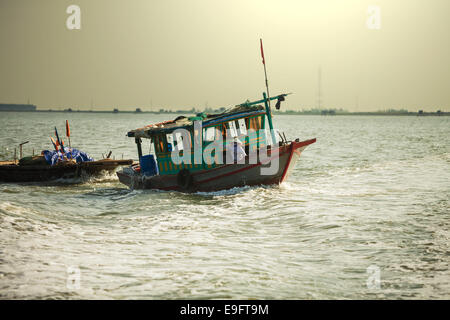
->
xmin=260 ymin=39 xmax=277 ymax=145
xmin=260 ymin=39 xmax=271 ymax=108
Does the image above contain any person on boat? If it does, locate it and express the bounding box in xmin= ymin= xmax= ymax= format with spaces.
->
xmin=226 ymin=137 xmax=246 ymax=163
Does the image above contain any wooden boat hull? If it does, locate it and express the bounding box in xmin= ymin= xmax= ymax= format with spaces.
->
xmin=0 ymin=159 xmax=133 ymax=183
xmin=117 ymin=139 xmax=315 ymax=192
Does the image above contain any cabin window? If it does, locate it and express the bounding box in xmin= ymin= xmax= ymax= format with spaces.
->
xmin=257 ymin=116 xmax=262 ymax=129
xmin=246 ymin=117 xmax=251 ymax=130
xmin=186 ymin=130 xmax=192 ymax=149
xmin=203 ymin=127 xmax=215 ymax=142
xmin=237 ymin=119 xmax=247 ymax=135
xmin=148 ymin=141 xmax=155 ymax=154
xmin=173 ymin=130 xmax=192 ymax=151
xmin=227 ymin=121 xmax=238 ymax=137
xmin=166 ymin=134 xmax=174 ymax=152
xmin=221 ymin=123 xmax=227 ymax=139
xmin=247 ymin=116 xmax=261 ymax=131
xmin=152 ymin=136 xmax=158 ymax=152
xmin=174 ymin=132 xmax=184 ymax=151
xmin=193 ymin=127 xmax=201 ymax=146
xmin=194 ymin=128 xmax=200 ymax=143
xmin=153 ymin=134 xmax=167 ymax=153
xmin=161 ymin=136 xmax=166 ymax=152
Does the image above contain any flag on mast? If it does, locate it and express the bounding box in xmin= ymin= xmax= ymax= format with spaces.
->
xmin=66 ymin=120 xmax=71 ymax=148
xmin=54 ymin=127 xmax=64 ymax=154
xmin=50 ymin=137 xmax=58 ymax=151
xmin=66 ymin=120 xmax=70 ymax=138
xmin=260 ymin=38 xmax=265 ymax=65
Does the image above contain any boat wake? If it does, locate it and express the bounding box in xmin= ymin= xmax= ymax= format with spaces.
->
xmin=0 ymin=201 xmax=36 ymax=217
xmin=81 ymin=170 xmax=120 ymax=184
xmin=194 ymin=185 xmax=255 ymax=197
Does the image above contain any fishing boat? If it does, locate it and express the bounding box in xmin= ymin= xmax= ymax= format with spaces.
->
xmin=0 ymin=121 xmax=133 ymax=183
xmin=117 ymin=93 xmax=315 ymax=192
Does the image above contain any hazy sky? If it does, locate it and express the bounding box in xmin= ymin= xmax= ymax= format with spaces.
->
xmin=0 ymin=0 xmax=449 ymax=111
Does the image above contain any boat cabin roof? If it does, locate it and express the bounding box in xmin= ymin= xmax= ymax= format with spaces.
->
xmin=127 ymin=93 xmax=289 ymax=139
xmin=128 ymin=105 xmax=265 ymax=139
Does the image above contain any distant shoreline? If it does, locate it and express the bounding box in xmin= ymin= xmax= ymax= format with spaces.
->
xmin=0 ymin=110 xmax=448 ymax=116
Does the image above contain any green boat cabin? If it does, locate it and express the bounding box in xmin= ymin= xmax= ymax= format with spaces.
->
xmin=127 ymin=93 xmax=288 ymax=176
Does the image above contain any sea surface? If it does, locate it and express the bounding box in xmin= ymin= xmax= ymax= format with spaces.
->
xmin=0 ymin=112 xmax=449 ymax=299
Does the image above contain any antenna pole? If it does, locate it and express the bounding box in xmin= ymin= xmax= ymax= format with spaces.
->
xmin=260 ymin=39 xmax=278 ymax=145
xmin=260 ymin=39 xmax=271 ymax=109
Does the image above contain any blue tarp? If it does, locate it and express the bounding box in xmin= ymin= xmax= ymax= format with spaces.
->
xmin=140 ymin=154 xmax=158 ymax=176
xmin=42 ymin=148 xmax=94 ymax=166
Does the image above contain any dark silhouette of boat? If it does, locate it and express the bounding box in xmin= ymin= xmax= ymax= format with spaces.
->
xmin=0 ymin=158 xmax=133 ymax=183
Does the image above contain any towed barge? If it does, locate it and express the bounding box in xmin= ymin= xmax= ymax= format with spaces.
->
xmin=0 ymin=121 xmax=133 ymax=183
xmin=0 ymin=158 xmax=133 ymax=183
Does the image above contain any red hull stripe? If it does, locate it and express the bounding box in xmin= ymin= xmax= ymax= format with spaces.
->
xmin=280 ymin=143 xmax=294 ymax=183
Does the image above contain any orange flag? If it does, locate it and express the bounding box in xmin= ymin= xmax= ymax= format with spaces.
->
xmin=50 ymin=137 xmax=58 ymax=151
xmin=66 ymin=120 xmax=70 ymax=137
xmin=260 ymin=38 xmax=265 ymax=65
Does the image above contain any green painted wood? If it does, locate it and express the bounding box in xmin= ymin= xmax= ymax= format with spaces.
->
xmin=263 ymin=92 xmax=277 ymax=145
xmin=238 ymin=93 xmax=289 ymax=107
xmin=152 ymin=115 xmax=268 ymax=176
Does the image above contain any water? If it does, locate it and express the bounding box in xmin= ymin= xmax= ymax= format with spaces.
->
xmin=0 ymin=112 xmax=449 ymax=299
